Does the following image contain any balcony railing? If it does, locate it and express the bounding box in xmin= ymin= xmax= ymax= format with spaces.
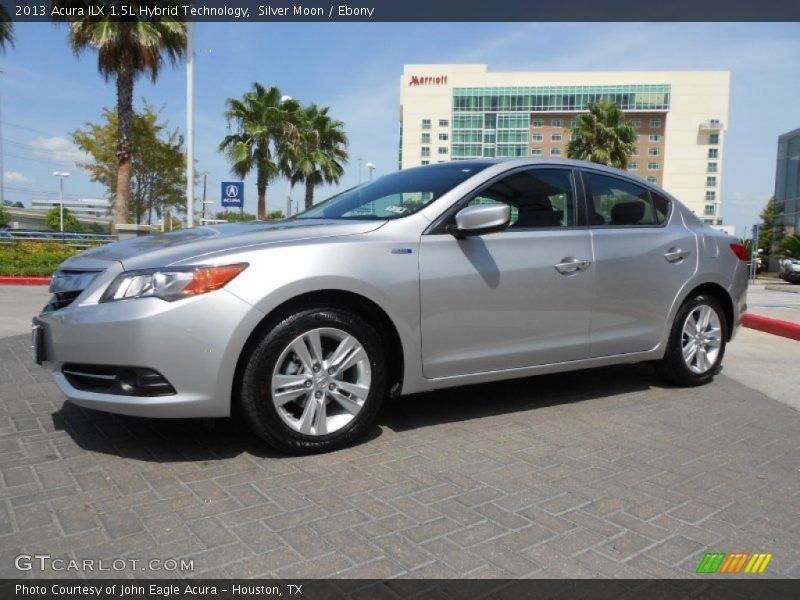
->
xmin=699 ymin=119 xmax=723 ymax=130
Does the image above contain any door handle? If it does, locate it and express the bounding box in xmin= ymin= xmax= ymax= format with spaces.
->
xmin=664 ymin=247 xmax=690 ymax=263
xmin=554 ymin=257 xmax=591 ymax=275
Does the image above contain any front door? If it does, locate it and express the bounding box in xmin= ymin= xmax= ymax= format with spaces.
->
xmin=419 ymin=167 xmax=594 ymax=379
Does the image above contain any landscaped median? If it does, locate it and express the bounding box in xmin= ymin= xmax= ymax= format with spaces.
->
xmin=0 ymin=241 xmax=85 ymax=283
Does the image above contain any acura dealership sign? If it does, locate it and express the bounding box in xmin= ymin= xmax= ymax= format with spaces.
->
xmin=409 ymin=75 xmax=448 ymax=86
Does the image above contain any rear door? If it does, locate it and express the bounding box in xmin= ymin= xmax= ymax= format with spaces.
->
xmin=582 ymin=170 xmax=698 ymax=357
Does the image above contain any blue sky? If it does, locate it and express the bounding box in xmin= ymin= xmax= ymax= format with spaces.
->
xmin=2 ymin=22 xmax=799 ymax=235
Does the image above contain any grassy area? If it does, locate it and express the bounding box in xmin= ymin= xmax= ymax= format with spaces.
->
xmin=0 ymin=241 xmax=87 ymax=277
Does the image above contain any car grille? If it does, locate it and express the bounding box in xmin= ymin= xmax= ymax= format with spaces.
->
xmin=61 ymin=364 xmax=176 ymax=397
xmin=43 ymin=269 xmax=102 ymax=313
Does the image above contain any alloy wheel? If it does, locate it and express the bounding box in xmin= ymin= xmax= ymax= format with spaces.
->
xmin=270 ymin=327 xmax=372 ymax=436
xmin=681 ymin=304 xmax=722 ymax=375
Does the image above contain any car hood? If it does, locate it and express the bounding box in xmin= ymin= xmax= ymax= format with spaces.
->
xmin=62 ymin=219 xmax=386 ymax=271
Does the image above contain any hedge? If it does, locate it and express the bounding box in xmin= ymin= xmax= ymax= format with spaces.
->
xmin=0 ymin=241 xmax=88 ymax=276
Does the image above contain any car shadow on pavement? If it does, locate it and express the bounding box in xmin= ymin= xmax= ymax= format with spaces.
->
xmin=378 ymin=363 xmax=662 ymax=432
xmin=51 ymin=362 xmax=664 ymax=462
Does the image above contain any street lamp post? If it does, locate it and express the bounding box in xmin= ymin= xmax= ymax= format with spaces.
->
xmin=53 ymin=171 xmax=70 ymax=241
xmin=366 ymin=162 xmax=376 ymax=181
xmin=186 ymin=23 xmax=195 ymax=228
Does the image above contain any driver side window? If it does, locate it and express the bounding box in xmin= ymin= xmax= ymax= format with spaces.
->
xmin=467 ymin=168 xmax=576 ymax=229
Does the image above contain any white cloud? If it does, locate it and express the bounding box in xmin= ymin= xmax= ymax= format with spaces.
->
xmin=29 ymin=136 xmax=87 ymax=164
xmin=4 ymin=171 xmax=35 ymax=184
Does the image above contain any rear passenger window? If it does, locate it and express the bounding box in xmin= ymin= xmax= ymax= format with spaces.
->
xmin=584 ymin=172 xmax=666 ymax=226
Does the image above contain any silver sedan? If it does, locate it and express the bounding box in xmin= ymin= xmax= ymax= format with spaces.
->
xmin=34 ymin=159 xmax=749 ymax=453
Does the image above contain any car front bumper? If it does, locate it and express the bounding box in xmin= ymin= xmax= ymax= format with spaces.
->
xmin=36 ymin=288 xmax=264 ymax=418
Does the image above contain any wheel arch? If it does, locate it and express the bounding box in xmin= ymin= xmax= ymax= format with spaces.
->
xmin=232 ymin=289 xmax=405 ymax=412
xmin=680 ymin=282 xmax=735 ymax=341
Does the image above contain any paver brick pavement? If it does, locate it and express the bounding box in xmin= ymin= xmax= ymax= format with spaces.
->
xmin=0 ymin=332 xmax=798 ymax=578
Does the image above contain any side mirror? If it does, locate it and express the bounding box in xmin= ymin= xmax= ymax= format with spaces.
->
xmin=449 ymin=204 xmax=511 ymax=238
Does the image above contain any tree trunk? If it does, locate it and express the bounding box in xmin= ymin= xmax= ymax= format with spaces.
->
xmin=114 ymin=58 xmax=135 ymax=231
xmin=257 ymin=185 xmax=266 ymax=220
xmin=304 ymin=180 xmax=315 ymax=210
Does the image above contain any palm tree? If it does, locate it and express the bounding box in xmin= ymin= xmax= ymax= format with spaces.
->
xmin=69 ymin=14 xmax=187 ymax=229
xmin=780 ymin=234 xmax=800 ymax=259
xmin=284 ymin=104 xmax=349 ymax=210
xmin=220 ymin=84 xmax=299 ymax=220
xmin=567 ymin=99 xmax=636 ymax=169
xmin=0 ymin=6 xmax=14 ymax=52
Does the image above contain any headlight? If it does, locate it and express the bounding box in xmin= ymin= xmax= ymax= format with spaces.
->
xmin=101 ymin=263 xmax=248 ymax=302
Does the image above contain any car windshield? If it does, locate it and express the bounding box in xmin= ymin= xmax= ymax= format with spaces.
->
xmin=292 ymin=162 xmax=492 ymax=220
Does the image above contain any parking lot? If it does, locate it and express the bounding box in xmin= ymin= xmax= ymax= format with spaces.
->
xmin=1 ymin=284 xmax=798 ymax=579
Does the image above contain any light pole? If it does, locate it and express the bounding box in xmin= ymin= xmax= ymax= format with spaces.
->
xmin=357 ymin=157 xmax=363 ymax=184
xmin=366 ymin=162 xmax=376 ymax=181
xmin=186 ymin=23 xmax=195 ymax=228
xmin=53 ymin=171 xmax=70 ymax=239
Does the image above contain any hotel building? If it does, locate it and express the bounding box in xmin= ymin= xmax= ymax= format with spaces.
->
xmin=399 ymin=65 xmax=730 ymax=224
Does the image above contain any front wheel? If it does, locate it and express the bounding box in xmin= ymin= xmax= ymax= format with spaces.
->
xmin=656 ymin=294 xmax=727 ymax=387
xmin=240 ymin=307 xmax=387 ymax=454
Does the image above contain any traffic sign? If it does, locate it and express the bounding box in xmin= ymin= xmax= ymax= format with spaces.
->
xmin=221 ymin=182 xmax=244 ymax=208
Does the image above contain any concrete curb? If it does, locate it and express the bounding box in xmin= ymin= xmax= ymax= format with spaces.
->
xmin=0 ymin=276 xmax=51 ymax=286
xmin=742 ymin=313 xmax=800 ymax=342
xmin=765 ymin=285 xmax=800 ymax=294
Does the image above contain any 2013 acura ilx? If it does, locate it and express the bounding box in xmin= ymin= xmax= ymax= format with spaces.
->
xmin=33 ymin=159 xmax=749 ymax=453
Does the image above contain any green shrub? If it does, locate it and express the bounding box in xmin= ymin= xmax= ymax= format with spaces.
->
xmin=0 ymin=241 xmax=88 ymax=276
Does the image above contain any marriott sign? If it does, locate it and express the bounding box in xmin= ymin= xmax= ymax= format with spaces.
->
xmin=409 ymin=75 xmax=448 ymax=86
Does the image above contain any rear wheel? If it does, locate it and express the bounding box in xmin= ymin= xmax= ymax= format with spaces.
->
xmin=240 ymin=307 xmax=386 ymax=454
xmin=656 ymin=294 xmax=727 ymax=387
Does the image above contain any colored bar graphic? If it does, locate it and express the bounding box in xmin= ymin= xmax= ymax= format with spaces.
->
xmin=697 ymin=552 xmax=773 ymax=574
xmin=744 ymin=553 xmax=773 ymax=574
xmin=697 ymin=553 xmax=726 ymax=574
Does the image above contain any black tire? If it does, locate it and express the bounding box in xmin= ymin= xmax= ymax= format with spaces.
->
xmin=240 ymin=307 xmax=387 ymax=454
xmin=656 ymin=294 xmax=727 ymax=387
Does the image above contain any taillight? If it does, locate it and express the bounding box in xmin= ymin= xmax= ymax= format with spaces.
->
xmin=730 ymin=243 xmax=749 ymax=261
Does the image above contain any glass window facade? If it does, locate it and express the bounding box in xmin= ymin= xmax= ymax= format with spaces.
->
xmin=649 ymin=119 xmax=662 ymax=128
xmin=421 ymin=119 xmax=431 ymax=129
xmin=438 ymin=147 xmax=448 ymax=155
xmin=647 ymin=162 xmax=659 ymax=170
xmin=421 ymin=147 xmax=430 ymax=157
xmin=648 ymin=148 xmax=660 ymax=156
xmin=706 ymin=176 xmax=717 ymax=187
xmin=629 ymin=162 xmax=639 ymax=170
xmin=550 ymin=148 xmax=562 ymax=156
xmin=438 ymin=119 xmax=449 ymax=127
xmin=438 ymin=133 xmax=449 ymax=141
xmin=453 ymin=84 xmax=671 ymax=112
xmin=421 ymin=133 xmax=431 ymax=143
xmin=647 ymin=176 xmax=658 ymax=184
xmin=708 ymin=148 xmax=719 ymax=159
xmin=707 ymin=162 xmax=718 ymax=173
xmin=775 ymin=129 xmax=800 ymax=242
xmin=531 ymin=134 xmax=543 ymax=142
xmin=448 ymin=85 xmax=670 ymax=162
xmin=649 ymin=134 xmax=661 ymax=142
xmin=531 ymin=148 xmax=542 ymax=156
xmin=706 ymin=191 xmax=716 ymax=201
xmin=709 ymin=133 xmax=720 ymax=144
